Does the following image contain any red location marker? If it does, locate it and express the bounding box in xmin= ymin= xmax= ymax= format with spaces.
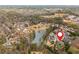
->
xmin=56 ymin=31 xmax=64 ymax=41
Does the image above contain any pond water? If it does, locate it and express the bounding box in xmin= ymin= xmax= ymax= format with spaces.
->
xmin=32 ymin=29 xmax=46 ymax=46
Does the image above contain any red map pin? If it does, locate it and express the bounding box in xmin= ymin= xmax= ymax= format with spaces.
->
xmin=56 ymin=31 xmax=64 ymax=41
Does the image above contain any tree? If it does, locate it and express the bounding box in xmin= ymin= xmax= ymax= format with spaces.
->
xmin=53 ymin=17 xmax=64 ymax=25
